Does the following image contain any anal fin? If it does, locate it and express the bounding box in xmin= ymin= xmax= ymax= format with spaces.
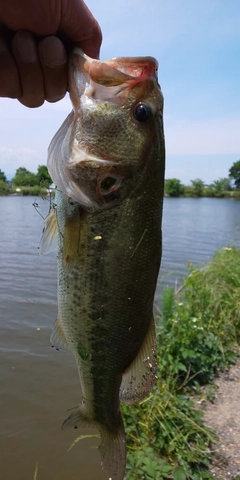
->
xmin=50 ymin=317 xmax=69 ymax=351
xmin=120 ymin=317 xmax=158 ymax=404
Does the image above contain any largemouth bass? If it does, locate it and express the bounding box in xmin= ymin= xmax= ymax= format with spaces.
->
xmin=40 ymin=48 xmax=165 ymax=480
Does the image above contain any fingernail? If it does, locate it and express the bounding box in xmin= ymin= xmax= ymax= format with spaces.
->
xmin=13 ymin=30 xmax=37 ymax=63
xmin=40 ymin=36 xmax=67 ymax=67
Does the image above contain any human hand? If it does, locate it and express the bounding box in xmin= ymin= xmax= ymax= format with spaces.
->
xmin=0 ymin=0 xmax=102 ymax=107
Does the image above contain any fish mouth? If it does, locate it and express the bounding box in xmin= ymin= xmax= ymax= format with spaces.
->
xmin=73 ymin=48 xmax=158 ymax=83
xmin=69 ymin=48 xmax=159 ymax=106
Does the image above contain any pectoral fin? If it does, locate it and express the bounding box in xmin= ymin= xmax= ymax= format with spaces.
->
xmin=39 ymin=207 xmax=58 ymax=255
xmin=120 ymin=317 xmax=158 ymax=404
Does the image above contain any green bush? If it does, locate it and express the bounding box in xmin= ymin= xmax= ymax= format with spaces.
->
xmin=190 ymin=179 xmax=205 ymax=197
xmin=165 ymin=179 xmax=185 ymax=197
xmin=19 ymin=186 xmax=49 ymax=196
xmin=0 ymin=180 xmax=9 ymax=195
xmin=123 ymin=383 xmax=215 ymax=480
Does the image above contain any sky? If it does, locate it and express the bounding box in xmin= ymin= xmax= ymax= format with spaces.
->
xmin=0 ymin=0 xmax=239 ymax=184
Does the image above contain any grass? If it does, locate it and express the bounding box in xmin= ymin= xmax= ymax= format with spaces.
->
xmin=33 ymin=462 xmax=38 ymax=480
xmin=122 ymin=246 xmax=240 ymax=480
xmin=68 ymin=434 xmax=100 ymax=452
xmin=16 ymin=186 xmax=49 ymax=196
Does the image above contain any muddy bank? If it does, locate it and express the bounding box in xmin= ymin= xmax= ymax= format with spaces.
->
xmin=202 ymin=358 xmax=240 ymax=479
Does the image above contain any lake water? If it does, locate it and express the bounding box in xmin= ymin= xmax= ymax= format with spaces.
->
xmin=0 ymin=196 xmax=240 ymax=480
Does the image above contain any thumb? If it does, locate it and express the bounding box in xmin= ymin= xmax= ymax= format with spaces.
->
xmin=59 ymin=0 xmax=102 ymax=58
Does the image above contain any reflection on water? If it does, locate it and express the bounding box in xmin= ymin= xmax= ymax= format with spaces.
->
xmin=0 ymin=196 xmax=239 ymax=479
xmin=161 ymin=197 xmax=240 ymax=288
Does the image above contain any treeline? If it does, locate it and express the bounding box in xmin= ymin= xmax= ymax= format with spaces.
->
xmin=0 ymin=166 xmax=52 ymax=196
xmin=166 ymin=159 xmax=240 ymax=198
xmin=1 ymin=159 xmax=240 ymax=197
xmin=165 ymin=177 xmax=240 ymax=198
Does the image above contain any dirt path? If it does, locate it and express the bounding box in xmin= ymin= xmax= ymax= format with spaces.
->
xmin=202 ymin=357 xmax=240 ymax=479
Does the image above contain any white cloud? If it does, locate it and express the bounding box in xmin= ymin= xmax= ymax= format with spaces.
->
xmin=0 ymin=145 xmax=37 ymax=159
xmin=0 ymin=145 xmax=42 ymax=175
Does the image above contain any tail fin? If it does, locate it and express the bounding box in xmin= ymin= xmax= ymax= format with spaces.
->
xmin=62 ymin=404 xmax=126 ymax=480
xmin=99 ymin=421 xmax=126 ymax=480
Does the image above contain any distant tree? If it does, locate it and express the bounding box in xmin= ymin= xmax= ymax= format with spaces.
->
xmin=211 ymin=178 xmax=232 ymax=195
xmin=12 ymin=167 xmax=38 ymax=187
xmin=0 ymin=180 xmax=8 ymax=195
xmin=35 ymin=165 xmax=52 ymax=187
xmin=0 ymin=169 xmax=7 ymax=183
xmin=165 ymin=178 xmax=184 ymax=197
xmin=229 ymin=160 xmax=240 ymax=189
xmin=191 ymin=178 xmax=205 ymax=197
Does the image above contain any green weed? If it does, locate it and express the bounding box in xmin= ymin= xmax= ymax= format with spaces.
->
xmin=122 ymin=381 xmax=215 ymax=480
xmin=33 ymin=462 xmax=38 ymax=480
xmin=68 ymin=434 xmax=99 ymax=452
xmin=20 ymin=186 xmax=49 ymax=196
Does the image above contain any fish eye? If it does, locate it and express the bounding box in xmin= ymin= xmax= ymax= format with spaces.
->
xmin=133 ymin=103 xmax=152 ymax=122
